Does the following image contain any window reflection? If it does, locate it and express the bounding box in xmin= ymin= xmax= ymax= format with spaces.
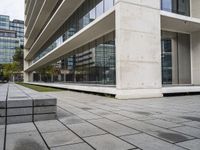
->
xmin=33 ymin=0 xmax=115 ymax=63
xmin=33 ymin=32 xmax=116 ymax=85
xmin=161 ymin=0 xmax=190 ymax=16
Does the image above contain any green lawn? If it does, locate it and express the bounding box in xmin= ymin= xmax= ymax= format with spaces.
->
xmin=17 ymin=83 xmax=64 ymax=92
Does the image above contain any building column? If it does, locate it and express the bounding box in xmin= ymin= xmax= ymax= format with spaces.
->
xmin=115 ymin=0 xmax=163 ymax=99
xmin=191 ymin=31 xmax=200 ymax=85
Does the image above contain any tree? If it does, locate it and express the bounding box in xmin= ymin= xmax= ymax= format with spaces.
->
xmin=13 ymin=47 xmax=24 ymax=71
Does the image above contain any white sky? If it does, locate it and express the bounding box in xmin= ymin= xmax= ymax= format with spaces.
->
xmin=0 ymin=0 xmax=24 ymax=21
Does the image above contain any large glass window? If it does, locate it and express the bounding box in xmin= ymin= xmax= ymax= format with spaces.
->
xmin=33 ymin=32 xmax=116 ymax=85
xmin=32 ymin=0 xmax=115 ymax=63
xmin=161 ymin=0 xmax=190 ymax=16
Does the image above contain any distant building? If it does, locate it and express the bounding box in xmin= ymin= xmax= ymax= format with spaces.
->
xmin=0 ymin=15 xmax=24 ymax=64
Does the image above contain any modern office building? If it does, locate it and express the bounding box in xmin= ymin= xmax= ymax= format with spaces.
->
xmin=0 ymin=15 xmax=24 ymax=64
xmin=24 ymin=0 xmax=200 ymax=99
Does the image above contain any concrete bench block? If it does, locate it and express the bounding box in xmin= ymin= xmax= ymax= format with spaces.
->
xmin=34 ymin=98 xmax=57 ymax=106
xmin=7 ymin=99 xmax=32 ymax=108
xmin=34 ymin=106 xmax=57 ymax=114
xmin=0 ymin=109 xmax=5 ymax=117
xmin=7 ymin=107 xmax=32 ymax=116
xmin=0 ymin=117 xmax=5 ymax=125
xmin=34 ymin=113 xmax=57 ymax=122
xmin=7 ymin=115 xmax=32 ymax=124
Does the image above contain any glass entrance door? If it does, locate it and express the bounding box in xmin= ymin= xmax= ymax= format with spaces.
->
xmin=161 ymin=39 xmax=172 ymax=85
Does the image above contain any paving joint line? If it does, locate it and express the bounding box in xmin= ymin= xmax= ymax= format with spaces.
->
xmin=57 ymin=119 xmax=96 ymax=150
xmin=58 ymin=106 xmax=140 ymax=149
xmin=58 ymin=102 xmax=189 ymax=149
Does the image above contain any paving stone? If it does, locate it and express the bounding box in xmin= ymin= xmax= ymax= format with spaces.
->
xmin=60 ymin=116 xmax=85 ymax=125
xmin=182 ymin=121 xmax=200 ymax=129
xmin=7 ymin=122 xmax=36 ymax=134
xmin=118 ymin=119 xmax=166 ymax=133
xmin=103 ymin=114 xmax=130 ymax=121
xmin=34 ymin=113 xmax=56 ymax=121
xmin=7 ymin=115 xmax=32 ymax=124
xmin=153 ymin=114 xmax=190 ymax=123
xmin=118 ymin=119 xmax=193 ymax=143
xmin=67 ymin=122 xmax=106 ymax=137
xmin=84 ymin=134 xmax=134 ymax=150
xmin=57 ymin=107 xmax=74 ymax=119
xmin=171 ymin=126 xmax=200 ymax=138
xmin=144 ymin=119 xmax=182 ymax=128
xmin=77 ymin=113 xmax=102 ymax=120
xmin=121 ymin=133 xmax=185 ymax=150
xmin=88 ymin=109 xmax=112 ymax=116
xmin=42 ymin=130 xmax=82 ymax=148
xmin=88 ymin=118 xmax=139 ymax=136
xmin=6 ymin=131 xmax=48 ymax=150
xmin=34 ymin=106 xmax=56 ymax=114
xmin=116 ymin=110 xmax=155 ymax=121
xmin=176 ymin=139 xmax=200 ymax=150
xmin=51 ymin=143 xmax=93 ymax=150
xmin=35 ymin=120 xmax=67 ymax=133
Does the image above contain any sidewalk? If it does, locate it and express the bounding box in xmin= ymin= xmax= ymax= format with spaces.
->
xmin=1 ymin=85 xmax=200 ymax=150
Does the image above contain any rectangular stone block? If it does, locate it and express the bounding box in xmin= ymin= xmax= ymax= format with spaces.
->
xmin=0 ymin=109 xmax=5 ymax=117
xmin=7 ymin=107 xmax=32 ymax=116
xmin=34 ymin=97 xmax=57 ymax=106
xmin=34 ymin=106 xmax=57 ymax=114
xmin=7 ymin=115 xmax=32 ymax=124
xmin=34 ymin=113 xmax=56 ymax=121
xmin=0 ymin=117 xmax=5 ymax=125
xmin=7 ymin=99 xmax=32 ymax=108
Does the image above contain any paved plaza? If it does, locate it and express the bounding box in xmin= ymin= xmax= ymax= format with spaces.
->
xmin=1 ymin=85 xmax=200 ymax=150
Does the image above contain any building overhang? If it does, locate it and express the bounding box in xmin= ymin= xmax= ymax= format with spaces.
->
xmin=24 ymin=0 xmax=59 ymax=49
xmin=25 ymin=0 xmax=85 ymax=60
xmin=161 ymin=11 xmax=200 ymax=33
xmin=25 ymin=0 xmax=45 ymax=38
xmin=25 ymin=9 xmax=115 ymax=72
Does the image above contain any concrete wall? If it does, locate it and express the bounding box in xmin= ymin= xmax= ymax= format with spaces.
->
xmin=191 ymin=31 xmax=200 ymax=85
xmin=177 ymin=33 xmax=191 ymax=84
xmin=115 ymin=0 xmax=162 ymax=99
xmin=191 ymin=0 xmax=200 ymax=18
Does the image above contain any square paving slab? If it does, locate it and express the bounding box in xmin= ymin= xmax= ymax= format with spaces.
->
xmin=84 ymin=134 xmax=135 ymax=150
xmin=42 ymin=130 xmax=82 ymax=148
xmin=6 ymin=131 xmax=48 ymax=150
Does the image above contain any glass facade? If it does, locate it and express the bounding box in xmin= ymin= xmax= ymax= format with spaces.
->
xmin=10 ymin=20 xmax=24 ymax=46
xmin=0 ymin=15 xmax=24 ymax=64
xmin=161 ymin=0 xmax=190 ymax=16
xmin=33 ymin=32 xmax=116 ymax=85
xmin=0 ymin=15 xmax=9 ymax=30
xmin=32 ymin=0 xmax=115 ymax=63
xmin=0 ymin=31 xmax=20 ymax=64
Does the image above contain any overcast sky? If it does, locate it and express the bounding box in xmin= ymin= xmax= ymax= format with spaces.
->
xmin=0 ymin=0 xmax=24 ymax=20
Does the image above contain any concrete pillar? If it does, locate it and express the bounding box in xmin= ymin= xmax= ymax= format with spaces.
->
xmin=191 ymin=0 xmax=200 ymax=19
xmin=115 ymin=0 xmax=162 ymax=99
xmin=191 ymin=31 xmax=200 ymax=85
xmin=24 ymin=71 xmax=33 ymax=82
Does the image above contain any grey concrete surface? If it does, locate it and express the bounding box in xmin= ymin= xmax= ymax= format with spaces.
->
xmin=1 ymin=88 xmax=200 ymax=150
xmin=0 ymin=83 xmax=57 ymax=125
